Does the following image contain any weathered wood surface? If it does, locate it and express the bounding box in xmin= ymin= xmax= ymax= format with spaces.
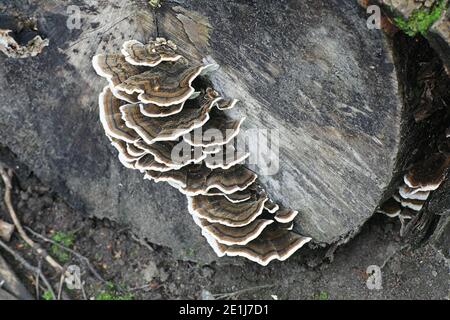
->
xmin=0 ymin=0 xmax=404 ymax=261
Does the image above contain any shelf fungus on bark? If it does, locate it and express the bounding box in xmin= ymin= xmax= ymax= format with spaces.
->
xmin=134 ymin=139 xmax=205 ymax=167
xmin=193 ymin=215 xmax=274 ymax=246
xmin=184 ymin=117 xmax=245 ymax=148
xmin=194 ymin=217 xmax=312 ymax=266
xmin=121 ymin=38 xmax=182 ymax=67
xmin=93 ymin=54 xmax=145 ymax=92
xmin=376 ymin=197 xmax=402 ymax=218
xmin=187 ymin=191 xmax=268 ymax=227
xmin=205 ymin=185 xmax=255 ymax=203
xmin=144 ymin=164 xmax=257 ymax=195
xmin=120 ymin=99 xmax=211 ymax=144
xmin=377 ymin=148 xmax=450 ymax=234
xmin=139 ymin=101 xmax=185 ymax=118
xmin=126 ymin=143 xmax=147 ymax=158
xmin=204 ymin=143 xmax=250 ymax=170
xmin=403 ymin=153 xmax=450 ymax=191
xmin=115 ymin=61 xmax=218 ymax=106
xmin=99 ymin=86 xmax=140 ymax=143
xmin=92 ymin=38 xmax=312 ymax=265
xmin=398 ymin=184 xmax=430 ymax=200
xmin=0 ymin=28 xmax=49 ymax=59
xmin=274 ymin=208 xmax=299 ymax=224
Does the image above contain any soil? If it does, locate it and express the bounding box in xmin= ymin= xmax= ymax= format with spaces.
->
xmin=0 ymin=144 xmax=448 ymax=300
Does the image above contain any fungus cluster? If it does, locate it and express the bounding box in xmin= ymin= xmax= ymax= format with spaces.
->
xmin=0 ymin=28 xmax=48 ymax=59
xmin=377 ymin=133 xmax=450 ymax=234
xmin=92 ymin=38 xmax=311 ymax=265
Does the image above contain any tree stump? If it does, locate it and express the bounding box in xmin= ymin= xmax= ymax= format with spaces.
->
xmin=0 ymin=0 xmax=446 ymax=262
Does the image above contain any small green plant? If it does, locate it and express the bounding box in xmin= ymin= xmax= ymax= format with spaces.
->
xmin=394 ymin=0 xmax=447 ymax=36
xmin=314 ymin=291 xmax=329 ymax=300
xmin=50 ymin=231 xmax=75 ymax=263
xmin=42 ymin=290 xmax=54 ymax=300
xmin=95 ymin=282 xmax=134 ymax=300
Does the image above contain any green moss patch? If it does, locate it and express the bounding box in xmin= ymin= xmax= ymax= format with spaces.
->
xmin=394 ymin=0 xmax=447 ymax=36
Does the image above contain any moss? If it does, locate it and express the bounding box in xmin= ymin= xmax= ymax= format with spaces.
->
xmin=393 ymin=0 xmax=447 ymax=36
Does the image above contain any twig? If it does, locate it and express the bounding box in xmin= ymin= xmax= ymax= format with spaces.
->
xmin=0 ymin=165 xmax=64 ymax=273
xmin=0 ymin=219 xmax=14 ymax=242
xmin=80 ymin=281 xmax=88 ymax=300
xmin=130 ymin=233 xmax=154 ymax=252
xmin=57 ymin=271 xmax=65 ymax=300
xmin=0 ymin=238 xmax=55 ymax=300
xmin=212 ymin=284 xmax=274 ymax=300
xmin=25 ymin=226 xmax=106 ymax=284
xmin=35 ymin=259 xmax=42 ymax=300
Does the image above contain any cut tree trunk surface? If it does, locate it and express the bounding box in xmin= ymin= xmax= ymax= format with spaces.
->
xmin=0 ymin=0 xmax=406 ymax=262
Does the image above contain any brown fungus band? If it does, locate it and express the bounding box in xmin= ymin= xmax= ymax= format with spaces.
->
xmin=93 ymin=38 xmax=311 ymax=265
xmin=377 ymin=149 xmax=450 ymax=236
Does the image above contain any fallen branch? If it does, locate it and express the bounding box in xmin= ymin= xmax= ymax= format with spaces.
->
xmin=0 ymin=164 xmax=64 ymax=273
xmin=0 ymin=219 xmax=14 ymax=242
xmin=35 ymin=259 xmax=42 ymax=300
xmin=0 ymin=238 xmax=55 ymax=300
xmin=80 ymin=281 xmax=88 ymax=300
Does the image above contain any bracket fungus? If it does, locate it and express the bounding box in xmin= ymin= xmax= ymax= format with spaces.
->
xmin=0 ymin=28 xmax=48 ymax=59
xmin=403 ymin=153 xmax=450 ymax=191
xmin=93 ymin=38 xmax=312 ymax=265
xmin=187 ymin=192 xmax=268 ymax=227
xmin=121 ymin=39 xmax=182 ymax=67
xmin=197 ymin=219 xmax=312 ymax=266
xmin=144 ymin=164 xmax=257 ymax=196
xmin=377 ymin=139 xmax=450 ymax=234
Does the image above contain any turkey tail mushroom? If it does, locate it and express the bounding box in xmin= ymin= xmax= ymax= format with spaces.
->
xmin=144 ymin=164 xmax=257 ymax=196
xmin=187 ymin=192 xmax=268 ymax=227
xmin=120 ymin=101 xmax=211 ymax=144
xmin=121 ymin=38 xmax=182 ymax=67
xmin=403 ymin=153 xmax=450 ymax=191
xmin=193 ymin=215 xmax=274 ymax=246
xmin=93 ymin=38 xmax=311 ymax=265
xmin=274 ymin=208 xmax=299 ymax=224
xmin=200 ymin=222 xmax=312 ymax=266
xmin=0 ymin=28 xmax=49 ymax=59
xmin=114 ymin=61 xmax=218 ymax=106
xmin=99 ymin=87 xmax=139 ymax=143
xmin=377 ymin=197 xmax=402 ymax=218
xmin=378 ymin=150 xmax=450 ymax=234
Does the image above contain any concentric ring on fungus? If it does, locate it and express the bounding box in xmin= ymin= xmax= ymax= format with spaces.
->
xmin=93 ymin=38 xmax=312 ymax=265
